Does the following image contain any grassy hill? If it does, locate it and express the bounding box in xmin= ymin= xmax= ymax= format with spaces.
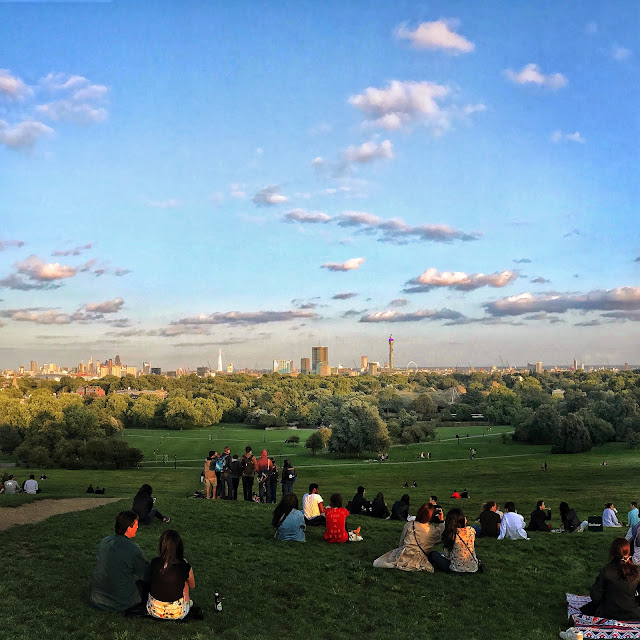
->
xmin=1 ymin=423 xmax=638 ymax=639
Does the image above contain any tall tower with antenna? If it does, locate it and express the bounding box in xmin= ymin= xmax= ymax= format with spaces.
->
xmin=217 ymin=349 xmax=223 ymax=372
xmin=388 ymin=335 xmax=394 ymax=370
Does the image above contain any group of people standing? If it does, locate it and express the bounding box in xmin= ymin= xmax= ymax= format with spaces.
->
xmin=203 ymin=447 xmax=297 ymax=503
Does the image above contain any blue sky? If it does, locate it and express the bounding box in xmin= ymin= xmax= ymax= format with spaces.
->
xmin=1 ymin=1 xmax=638 ymax=370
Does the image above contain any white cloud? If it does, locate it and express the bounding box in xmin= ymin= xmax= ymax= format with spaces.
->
xmin=40 ymin=73 xmax=87 ymax=91
xmin=321 ymin=257 xmax=365 ymax=272
xmin=349 ymin=80 xmax=483 ymax=132
xmin=37 ymin=73 xmax=108 ymax=124
xmin=485 ymin=287 xmax=640 ymax=316
xmin=283 ymin=209 xmax=331 ymax=224
xmin=252 ymin=184 xmax=289 ymax=206
xmin=0 ymin=119 xmax=53 ymax=149
xmin=551 ymin=130 xmax=585 ymax=143
xmin=395 ymin=20 xmax=474 ymax=53
xmin=172 ymin=310 xmax=317 ymax=326
xmin=0 ymin=69 xmax=32 ymax=99
xmin=404 ymin=268 xmax=518 ymax=293
xmin=230 ymin=184 xmax=247 ymax=199
xmin=312 ymin=156 xmax=324 ymax=168
xmin=0 ymin=237 xmax=25 ymax=251
xmin=85 ymin=298 xmax=124 ymax=314
xmin=37 ymin=101 xmax=107 ymax=124
xmin=342 ymin=139 xmax=393 ymax=164
xmin=360 ymin=308 xmax=464 ymax=323
xmin=15 ymin=254 xmax=76 ymax=281
xmin=612 ymin=45 xmax=632 ymax=61
xmin=504 ymin=63 xmax=567 ymax=89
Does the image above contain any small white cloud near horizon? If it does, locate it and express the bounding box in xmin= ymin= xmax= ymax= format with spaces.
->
xmin=15 ymin=254 xmax=76 ymax=281
xmin=321 ymin=257 xmax=365 ymax=272
xmin=0 ymin=119 xmax=53 ymax=149
xmin=551 ymin=130 xmax=586 ymax=144
xmin=252 ymin=184 xmax=289 ymax=206
xmin=395 ymin=20 xmax=474 ymax=53
xmin=0 ymin=69 xmax=32 ymax=99
xmin=283 ymin=208 xmax=331 ymax=224
xmin=85 ymin=297 xmax=124 ymax=314
xmin=343 ymin=139 xmax=393 ymax=164
xmin=504 ymin=63 xmax=567 ymax=89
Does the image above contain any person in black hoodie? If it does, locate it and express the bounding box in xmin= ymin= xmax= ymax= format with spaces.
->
xmin=132 ymin=484 xmax=170 ymax=525
xmin=371 ymin=492 xmax=390 ymax=519
xmin=527 ymin=500 xmax=551 ymax=532
xmin=229 ymin=454 xmax=241 ymax=501
xmin=347 ymin=486 xmax=371 ymax=515
xmin=559 ymin=501 xmax=587 ymax=533
xmin=390 ymin=494 xmax=410 ymax=521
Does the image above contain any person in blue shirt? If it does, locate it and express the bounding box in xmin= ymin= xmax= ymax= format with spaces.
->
xmin=628 ymin=502 xmax=639 ymax=528
xmin=272 ymin=493 xmax=306 ymax=542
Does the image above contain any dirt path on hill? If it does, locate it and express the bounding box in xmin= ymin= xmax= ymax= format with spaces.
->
xmin=0 ymin=497 xmax=122 ymax=532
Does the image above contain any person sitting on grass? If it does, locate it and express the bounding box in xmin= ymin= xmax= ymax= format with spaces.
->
xmin=559 ymin=502 xmax=587 ymax=533
xmin=603 ymin=503 xmax=623 ymax=527
xmin=302 ymin=483 xmax=326 ymax=526
xmin=628 ymin=502 xmax=639 ymax=528
xmin=371 ymin=492 xmax=390 ymax=519
xmin=579 ymin=538 xmax=640 ymax=620
xmin=23 ymin=474 xmax=39 ymax=495
xmin=390 ymin=494 xmax=410 ymax=521
xmin=428 ymin=507 xmax=479 ymax=574
xmin=527 ymin=500 xmax=552 ymax=532
xmin=90 ymin=510 xmax=150 ymax=613
xmin=324 ymin=493 xmax=361 ymax=543
xmin=272 ymin=493 xmax=306 ymax=542
xmin=147 ymin=529 xmax=196 ymax=620
xmin=475 ymin=501 xmax=501 ymax=538
xmin=450 ymin=489 xmax=461 ymax=499
xmin=347 ymin=485 xmax=371 ymax=515
xmin=132 ymin=484 xmax=170 ymax=525
xmin=497 ymin=502 xmax=528 ymax=540
xmin=3 ymin=474 xmax=20 ymax=494
xmin=373 ymin=503 xmax=444 ymax=572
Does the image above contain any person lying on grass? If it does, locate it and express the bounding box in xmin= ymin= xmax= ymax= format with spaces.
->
xmin=497 ymin=502 xmax=528 ymax=540
xmin=324 ymin=493 xmax=362 ymax=543
xmin=90 ymin=510 xmax=150 ymax=613
xmin=428 ymin=507 xmax=480 ymax=574
xmin=373 ymin=503 xmax=444 ymax=572
xmin=147 ymin=529 xmax=196 ymax=620
xmin=579 ymin=538 xmax=640 ymax=621
xmin=272 ymin=493 xmax=306 ymax=542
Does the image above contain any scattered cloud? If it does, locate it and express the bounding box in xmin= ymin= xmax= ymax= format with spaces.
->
xmin=485 ymin=287 xmax=640 ymax=317
xmin=332 ymin=292 xmax=357 ymax=300
xmin=531 ymin=276 xmax=551 ymax=284
xmin=360 ymin=308 xmax=464 ymax=323
xmin=395 ymin=20 xmax=474 ymax=53
xmin=389 ymin=298 xmax=408 ymax=307
xmin=0 ymin=238 xmax=25 ymax=251
xmin=114 ymin=268 xmax=131 ymax=277
xmin=551 ymin=130 xmax=585 ymax=143
xmin=85 ymin=298 xmax=124 ymax=314
xmin=504 ymin=63 xmax=567 ymax=89
xmin=0 ymin=69 xmax=32 ymax=99
xmin=612 ymin=45 xmax=631 ymax=61
xmin=171 ymin=310 xmax=317 ymax=326
xmin=15 ymin=254 xmax=76 ymax=281
xmin=563 ymin=228 xmax=582 ymax=238
xmin=524 ymin=312 xmax=564 ymax=323
xmin=342 ymin=139 xmax=393 ymax=165
xmin=252 ymin=184 xmax=288 ymax=206
xmin=52 ymin=243 xmax=93 ymax=256
xmin=283 ymin=208 xmax=331 ymax=224
xmin=404 ymin=267 xmax=517 ymax=293
xmin=0 ymin=273 xmax=62 ymax=291
xmin=601 ymin=311 xmax=640 ymax=321
xmin=311 ymin=157 xmax=324 ymax=169
xmin=342 ymin=308 xmax=368 ymax=318
xmin=37 ymin=73 xmax=108 ymax=124
xmin=513 ymin=258 xmax=532 ymax=264
xmin=336 ymin=210 xmax=480 ymax=244
xmin=10 ymin=310 xmax=72 ymax=324
xmin=0 ymin=119 xmax=53 ymax=149
xmin=574 ymin=319 xmax=602 ymax=327
xmin=321 ymin=257 xmax=365 ymax=272
xmin=348 ymin=79 xmax=484 ymax=132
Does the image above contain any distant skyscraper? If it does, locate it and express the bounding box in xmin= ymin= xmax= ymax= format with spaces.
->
xmin=388 ymin=335 xmax=394 ymax=369
xmin=301 ymin=357 xmax=310 ymax=374
xmin=573 ymin=358 xmax=578 ymax=370
xmin=142 ymin=361 xmax=151 ymax=375
xmin=273 ymin=359 xmax=292 ymax=374
xmin=150 ymin=367 xmax=161 ymax=375
xmin=217 ymin=349 xmax=223 ymax=372
xmin=115 ymin=354 xmax=121 ymax=366
xmin=312 ymin=346 xmax=328 ymax=373
xmin=625 ymin=362 xmax=630 ymax=371
xmin=535 ymin=361 xmax=543 ymax=374
xmin=30 ymin=360 xmax=38 ymax=373
xmin=361 ymin=356 xmax=368 ymax=371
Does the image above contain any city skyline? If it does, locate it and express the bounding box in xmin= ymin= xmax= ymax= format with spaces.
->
xmin=2 ymin=2 xmax=638 ymax=370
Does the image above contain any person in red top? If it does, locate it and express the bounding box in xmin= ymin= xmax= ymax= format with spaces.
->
xmin=324 ymin=494 xmax=351 ymax=543
xmin=451 ymin=490 xmax=461 ymax=499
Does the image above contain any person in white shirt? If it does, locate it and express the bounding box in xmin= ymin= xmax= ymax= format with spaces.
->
xmin=3 ymin=474 xmax=20 ymax=494
xmin=24 ymin=474 xmax=39 ymax=494
xmin=497 ymin=502 xmax=529 ymax=540
xmin=302 ymin=483 xmax=326 ymax=526
xmin=603 ymin=503 xmax=622 ymax=527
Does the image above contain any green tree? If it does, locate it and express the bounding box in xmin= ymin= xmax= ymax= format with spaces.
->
xmin=164 ymin=396 xmax=200 ymax=430
xmin=328 ymin=396 xmax=391 ymax=455
xmin=552 ymin=414 xmax=592 ymax=454
xmin=411 ymin=392 xmax=437 ymax=417
xmin=305 ymin=431 xmax=324 ymax=454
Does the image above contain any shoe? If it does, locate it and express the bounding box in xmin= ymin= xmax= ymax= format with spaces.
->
xmin=163 ymin=517 xmax=171 ymax=523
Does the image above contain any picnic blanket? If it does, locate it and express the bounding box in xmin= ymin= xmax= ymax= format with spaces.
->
xmin=566 ymin=593 xmax=640 ymax=638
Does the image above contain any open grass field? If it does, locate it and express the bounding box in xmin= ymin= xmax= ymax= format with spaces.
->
xmin=1 ymin=424 xmax=639 ymax=640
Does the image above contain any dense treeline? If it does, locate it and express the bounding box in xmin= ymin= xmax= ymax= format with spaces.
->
xmin=1 ymin=369 xmax=640 ymax=465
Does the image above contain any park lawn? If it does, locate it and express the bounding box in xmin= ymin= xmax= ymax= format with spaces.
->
xmin=1 ymin=424 xmax=639 ymax=640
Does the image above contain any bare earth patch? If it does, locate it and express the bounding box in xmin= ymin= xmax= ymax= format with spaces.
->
xmin=0 ymin=497 xmax=121 ymax=531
